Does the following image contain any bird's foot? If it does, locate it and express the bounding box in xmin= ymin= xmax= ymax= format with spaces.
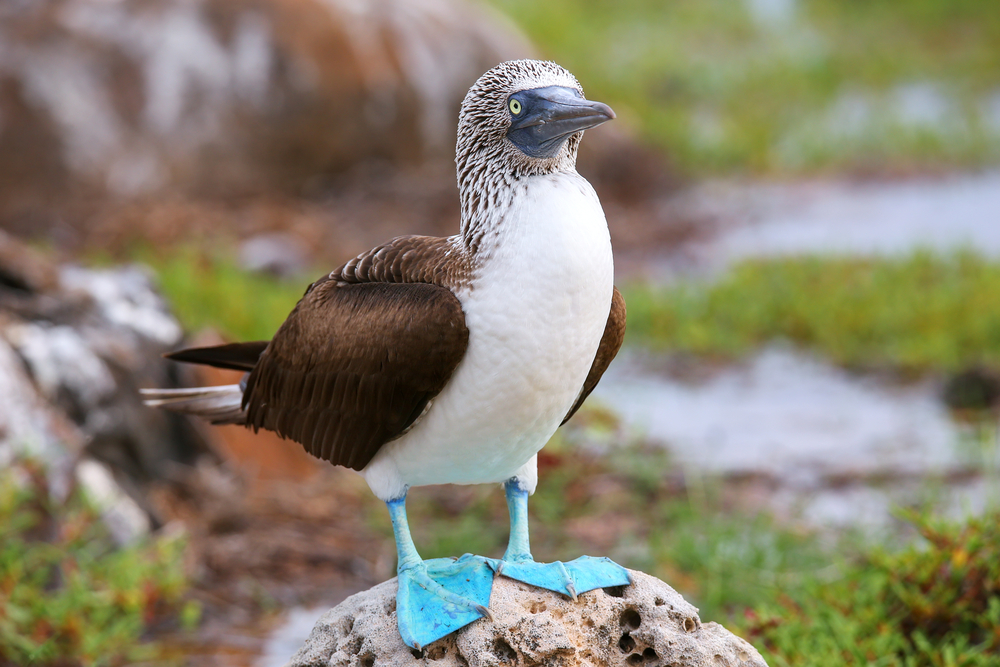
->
xmin=487 ymin=554 xmax=631 ymax=600
xmin=395 ymin=553 xmax=495 ymax=650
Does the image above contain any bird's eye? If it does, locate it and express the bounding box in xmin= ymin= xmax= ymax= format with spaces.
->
xmin=509 ymin=98 xmax=522 ymax=115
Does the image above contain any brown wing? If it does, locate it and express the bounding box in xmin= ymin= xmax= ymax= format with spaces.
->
xmin=561 ymin=287 xmax=626 ymax=425
xmin=242 ymin=277 xmax=469 ymax=471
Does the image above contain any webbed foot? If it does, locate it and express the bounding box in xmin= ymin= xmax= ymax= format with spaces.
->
xmin=494 ymin=478 xmax=631 ymax=600
xmin=395 ymin=553 xmax=494 ymax=649
xmin=487 ymin=554 xmax=630 ymax=600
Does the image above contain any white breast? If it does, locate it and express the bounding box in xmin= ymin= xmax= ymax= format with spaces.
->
xmin=362 ymin=172 xmax=614 ymax=501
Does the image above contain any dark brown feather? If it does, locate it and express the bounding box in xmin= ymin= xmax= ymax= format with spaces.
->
xmin=561 ymin=286 xmax=626 ymax=425
xmin=242 ymin=275 xmax=469 ymax=471
xmin=165 ymin=341 xmax=269 ymax=372
xmin=332 ymin=235 xmax=471 ymax=287
xmin=161 ymin=236 xmax=473 ymax=471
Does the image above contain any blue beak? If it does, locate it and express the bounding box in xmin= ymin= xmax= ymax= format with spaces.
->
xmin=506 ymin=86 xmax=616 ymax=159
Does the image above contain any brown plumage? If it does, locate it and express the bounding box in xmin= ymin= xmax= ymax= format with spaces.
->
xmin=244 ymin=278 xmax=469 ymax=471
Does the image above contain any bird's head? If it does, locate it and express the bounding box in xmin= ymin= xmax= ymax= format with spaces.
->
xmin=456 ymin=60 xmax=615 ymax=181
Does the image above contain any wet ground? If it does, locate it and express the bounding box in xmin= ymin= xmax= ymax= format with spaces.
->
xmin=593 ymin=347 xmax=998 ymax=530
xmin=606 ymin=169 xmax=1000 ymax=531
xmin=702 ymin=170 xmax=1000 ymax=265
xmin=637 ymin=170 xmax=1000 ymax=280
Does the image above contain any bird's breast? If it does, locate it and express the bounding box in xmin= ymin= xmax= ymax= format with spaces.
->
xmin=363 ymin=172 xmax=613 ymax=497
xmin=464 ymin=173 xmax=614 ymax=398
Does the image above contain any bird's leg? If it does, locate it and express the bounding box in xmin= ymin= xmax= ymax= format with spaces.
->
xmin=488 ymin=477 xmax=631 ymax=600
xmin=386 ymin=493 xmax=494 ymax=650
xmin=501 ymin=477 xmax=534 ymax=562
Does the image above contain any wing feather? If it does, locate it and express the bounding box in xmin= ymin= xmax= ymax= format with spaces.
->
xmin=243 ymin=278 xmax=469 ymax=471
xmin=158 ymin=235 xmax=471 ymax=471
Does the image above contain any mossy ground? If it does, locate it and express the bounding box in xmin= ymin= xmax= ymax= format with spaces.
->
xmin=624 ymin=251 xmax=1000 ymax=373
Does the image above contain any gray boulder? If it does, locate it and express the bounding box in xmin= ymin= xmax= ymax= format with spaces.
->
xmin=0 ymin=230 xmax=212 ymax=541
xmin=287 ymin=569 xmax=767 ymax=667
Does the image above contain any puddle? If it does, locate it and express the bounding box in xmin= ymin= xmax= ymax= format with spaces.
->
xmin=257 ymin=607 xmax=326 ymax=667
xmin=688 ymin=171 xmax=1000 ymax=270
xmin=592 ymin=348 xmax=999 ymax=528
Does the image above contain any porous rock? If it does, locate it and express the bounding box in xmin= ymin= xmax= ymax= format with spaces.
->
xmin=287 ymin=569 xmax=768 ymax=667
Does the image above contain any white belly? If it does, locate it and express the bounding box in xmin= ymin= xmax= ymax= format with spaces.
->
xmin=362 ymin=173 xmax=613 ymax=500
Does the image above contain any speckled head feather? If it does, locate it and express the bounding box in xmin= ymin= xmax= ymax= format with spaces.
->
xmin=456 ymin=60 xmax=588 ymax=248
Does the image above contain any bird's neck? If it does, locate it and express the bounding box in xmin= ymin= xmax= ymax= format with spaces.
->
xmin=458 ymin=167 xmax=515 ymax=256
xmin=459 ymin=168 xmax=607 ymax=274
xmin=459 ymin=166 xmax=584 ymax=257
xmin=456 ymin=141 xmax=583 ymax=256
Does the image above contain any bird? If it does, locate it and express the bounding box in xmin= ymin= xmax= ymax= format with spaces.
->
xmin=142 ymin=59 xmax=629 ymax=649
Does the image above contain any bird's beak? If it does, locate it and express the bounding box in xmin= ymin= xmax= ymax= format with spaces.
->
xmin=507 ymin=86 xmax=616 ymax=159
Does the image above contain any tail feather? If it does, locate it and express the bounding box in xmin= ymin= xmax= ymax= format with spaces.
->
xmin=165 ymin=341 xmax=268 ymax=372
xmin=141 ymin=385 xmax=246 ymax=425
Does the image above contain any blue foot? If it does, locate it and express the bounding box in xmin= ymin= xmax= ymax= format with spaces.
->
xmin=396 ymin=553 xmax=495 ymax=650
xmin=493 ymin=479 xmax=630 ymax=600
xmin=487 ymin=554 xmax=631 ymax=599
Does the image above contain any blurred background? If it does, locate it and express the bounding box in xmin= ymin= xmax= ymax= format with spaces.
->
xmin=1 ymin=0 xmax=998 ymax=665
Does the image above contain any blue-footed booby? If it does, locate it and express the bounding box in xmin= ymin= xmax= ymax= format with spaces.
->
xmin=142 ymin=59 xmax=629 ymax=649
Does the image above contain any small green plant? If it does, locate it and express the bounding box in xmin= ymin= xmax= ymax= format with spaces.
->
xmin=138 ymin=247 xmax=309 ymax=342
xmin=743 ymin=508 xmax=1000 ymax=667
xmin=625 ymin=251 xmax=1000 ymax=373
xmin=0 ymin=459 xmax=194 ymax=667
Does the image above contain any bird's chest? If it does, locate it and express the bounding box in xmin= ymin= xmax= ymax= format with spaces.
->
xmin=461 ymin=175 xmax=614 ymax=417
xmin=362 ymin=173 xmax=614 ymax=493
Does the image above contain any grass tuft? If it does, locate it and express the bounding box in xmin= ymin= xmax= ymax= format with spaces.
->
xmin=744 ymin=508 xmax=1000 ymax=667
xmin=0 ymin=459 xmax=193 ymax=667
xmin=625 ymin=251 xmax=1000 ymax=373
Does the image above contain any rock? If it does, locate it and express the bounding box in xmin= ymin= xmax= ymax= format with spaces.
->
xmin=0 ymin=0 xmax=531 ymax=214
xmin=239 ymin=232 xmax=312 ymax=279
xmin=287 ymin=570 xmax=768 ymax=667
xmin=0 ymin=230 xmax=213 ymax=538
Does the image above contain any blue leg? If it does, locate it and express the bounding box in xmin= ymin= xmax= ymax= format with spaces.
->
xmin=487 ymin=478 xmax=631 ymax=598
xmin=386 ymin=493 xmax=494 ymax=649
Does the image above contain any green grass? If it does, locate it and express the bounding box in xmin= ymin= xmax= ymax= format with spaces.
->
xmin=742 ymin=508 xmax=1000 ymax=667
xmin=140 ymin=248 xmax=309 ymax=343
xmin=625 ymin=251 xmax=1000 ymax=373
xmin=486 ymin=0 xmax=1000 ymax=174
xmin=142 ymin=249 xmax=1000 ymax=375
xmin=0 ymin=459 xmax=196 ymax=666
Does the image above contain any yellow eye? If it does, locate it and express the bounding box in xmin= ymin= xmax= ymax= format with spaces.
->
xmin=509 ymin=98 xmax=522 ymax=115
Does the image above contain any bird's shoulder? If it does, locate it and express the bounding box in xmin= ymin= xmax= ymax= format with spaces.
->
xmin=325 ymin=234 xmax=473 ymax=290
